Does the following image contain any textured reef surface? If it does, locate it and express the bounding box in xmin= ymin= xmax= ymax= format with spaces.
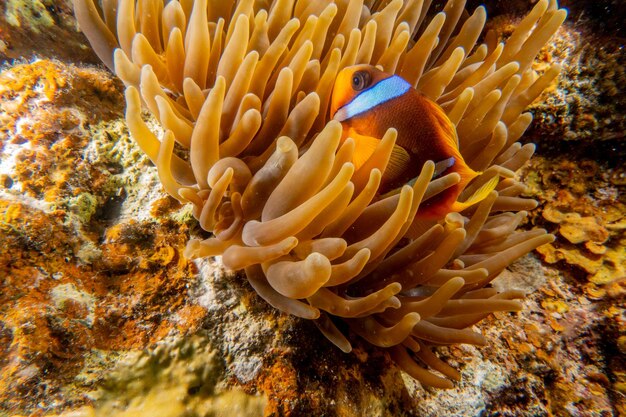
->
xmin=0 ymin=1 xmax=624 ymax=416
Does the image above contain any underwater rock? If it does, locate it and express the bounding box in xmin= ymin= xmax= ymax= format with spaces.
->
xmin=478 ymin=7 xmax=625 ymax=150
xmin=525 ymin=155 xmax=626 ymax=291
xmin=79 ymin=333 xmax=267 ymax=417
xmin=0 ymin=1 xmax=624 ymax=417
xmin=0 ymin=0 xmax=100 ymax=64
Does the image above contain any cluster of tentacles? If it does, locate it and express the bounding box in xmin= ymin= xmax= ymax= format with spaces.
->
xmin=73 ymin=0 xmax=563 ymax=387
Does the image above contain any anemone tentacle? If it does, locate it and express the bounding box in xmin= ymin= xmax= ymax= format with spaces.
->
xmin=73 ymin=0 xmax=563 ymax=387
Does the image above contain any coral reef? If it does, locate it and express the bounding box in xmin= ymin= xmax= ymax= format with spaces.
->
xmin=0 ymin=0 xmax=624 ymax=416
xmin=0 ymin=60 xmax=204 ymax=414
xmin=525 ymin=156 xmax=625 ymax=289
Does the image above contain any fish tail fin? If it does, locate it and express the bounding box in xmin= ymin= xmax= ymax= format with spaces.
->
xmin=451 ymin=175 xmax=499 ymax=212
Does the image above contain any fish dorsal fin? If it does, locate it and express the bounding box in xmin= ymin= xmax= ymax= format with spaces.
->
xmin=348 ymin=129 xmax=380 ymax=171
xmin=451 ymin=175 xmax=499 ymax=212
xmin=419 ymin=94 xmax=460 ymax=150
xmin=385 ymin=145 xmax=411 ymax=181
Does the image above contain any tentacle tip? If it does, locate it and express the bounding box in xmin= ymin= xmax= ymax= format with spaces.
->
xmin=183 ymin=239 xmax=200 ymax=259
xmin=440 ymin=380 xmax=455 ymax=389
xmin=475 ymin=336 xmax=488 ymax=346
xmin=451 ymin=276 xmax=466 ymax=286
xmin=140 ymin=64 xmax=154 ymax=74
xmin=113 ymin=48 xmax=126 ymax=58
xmin=384 ymin=127 xmax=398 ymax=138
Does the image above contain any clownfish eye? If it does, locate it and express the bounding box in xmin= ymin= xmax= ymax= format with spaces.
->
xmin=351 ymin=71 xmax=371 ymax=91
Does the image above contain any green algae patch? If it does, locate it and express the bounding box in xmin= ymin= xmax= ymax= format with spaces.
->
xmin=68 ymin=193 xmax=99 ymax=224
xmin=5 ymin=0 xmax=55 ymax=32
xmin=86 ymin=333 xmax=266 ymax=417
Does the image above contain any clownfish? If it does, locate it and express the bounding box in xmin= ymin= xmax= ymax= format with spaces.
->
xmin=330 ymin=64 xmax=495 ymax=219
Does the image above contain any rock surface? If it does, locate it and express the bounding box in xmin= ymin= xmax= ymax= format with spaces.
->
xmin=0 ymin=1 xmax=624 ymax=416
xmin=0 ymin=0 xmax=99 ymax=64
xmin=478 ymin=0 xmax=626 ymax=148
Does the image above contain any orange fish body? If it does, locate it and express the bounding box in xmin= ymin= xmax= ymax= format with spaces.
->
xmin=331 ymin=65 xmax=491 ymax=219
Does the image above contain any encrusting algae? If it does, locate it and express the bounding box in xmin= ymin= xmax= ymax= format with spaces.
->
xmin=72 ymin=0 xmax=565 ymax=388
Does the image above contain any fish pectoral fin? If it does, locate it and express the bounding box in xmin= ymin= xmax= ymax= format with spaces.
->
xmin=349 ymin=131 xmax=380 ymax=171
xmin=451 ymin=175 xmax=499 ymax=211
xmin=385 ymin=145 xmax=411 ymax=181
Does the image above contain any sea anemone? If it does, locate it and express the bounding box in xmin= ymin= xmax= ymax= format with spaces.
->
xmin=73 ymin=0 xmax=564 ymax=388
